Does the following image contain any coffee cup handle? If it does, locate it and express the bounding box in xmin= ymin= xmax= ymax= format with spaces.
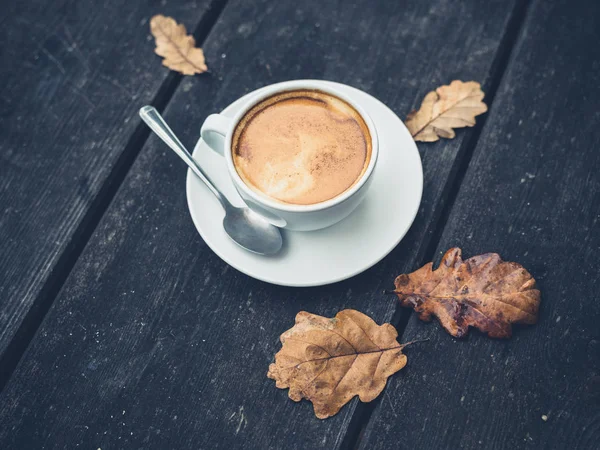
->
xmin=200 ymin=114 xmax=231 ymax=156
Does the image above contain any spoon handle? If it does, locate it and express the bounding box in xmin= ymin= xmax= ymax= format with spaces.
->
xmin=139 ymin=106 xmax=228 ymax=209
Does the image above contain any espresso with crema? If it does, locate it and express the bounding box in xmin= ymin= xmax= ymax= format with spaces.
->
xmin=231 ymin=90 xmax=372 ymax=205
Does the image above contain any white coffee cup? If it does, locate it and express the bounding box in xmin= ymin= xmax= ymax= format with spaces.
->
xmin=200 ymin=80 xmax=379 ymax=231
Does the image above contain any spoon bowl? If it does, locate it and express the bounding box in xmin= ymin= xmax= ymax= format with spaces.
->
xmin=222 ymin=206 xmax=283 ymax=255
xmin=139 ymin=106 xmax=283 ymax=256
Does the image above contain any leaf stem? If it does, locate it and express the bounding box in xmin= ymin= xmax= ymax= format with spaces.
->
xmin=400 ymin=338 xmax=430 ymax=348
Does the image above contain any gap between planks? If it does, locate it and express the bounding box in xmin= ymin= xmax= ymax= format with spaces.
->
xmin=342 ymin=0 xmax=533 ymax=448
xmin=0 ymin=0 xmax=231 ymax=393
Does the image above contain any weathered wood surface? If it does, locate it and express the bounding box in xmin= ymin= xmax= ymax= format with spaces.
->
xmin=359 ymin=0 xmax=600 ymax=448
xmin=0 ymin=0 xmax=215 ymax=369
xmin=0 ymin=0 xmax=525 ymax=448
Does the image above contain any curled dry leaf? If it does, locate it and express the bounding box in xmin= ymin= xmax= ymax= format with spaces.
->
xmin=267 ymin=309 xmax=409 ymax=419
xmin=150 ymin=15 xmax=207 ymax=75
xmin=406 ymin=80 xmax=487 ymax=142
xmin=394 ymin=248 xmax=540 ymax=338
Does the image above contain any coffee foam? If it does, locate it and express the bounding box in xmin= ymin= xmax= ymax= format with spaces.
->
xmin=232 ymin=90 xmax=372 ymax=205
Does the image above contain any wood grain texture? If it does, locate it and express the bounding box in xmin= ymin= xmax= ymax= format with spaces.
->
xmin=0 ymin=0 xmax=521 ymax=448
xmin=360 ymin=0 xmax=600 ymax=448
xmin=0 ymin=0 xmax=213 ymax=362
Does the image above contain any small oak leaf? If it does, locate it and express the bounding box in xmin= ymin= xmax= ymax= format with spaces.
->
xmin=267 ymin=309 xmax=410 ymax=419
xmin=150 ymin=15 xmax=207 ymax=76
xmin=393 ymin=248 xmax=541 ymax=338
xmin=406 ymin=80 xmax=487 ymax=142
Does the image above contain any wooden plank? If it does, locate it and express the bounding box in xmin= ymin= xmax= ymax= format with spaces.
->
xmin=0 ymin=0 xmax=522 ymax=448
xmin=0 ymin=0 xmax=216 ymax=366
xmin=359 ymin=0 xmax=600 ymax=448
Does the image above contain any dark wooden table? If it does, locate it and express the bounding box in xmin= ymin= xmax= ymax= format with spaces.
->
xmin=1 ymin=0 xmax=599 ymax=448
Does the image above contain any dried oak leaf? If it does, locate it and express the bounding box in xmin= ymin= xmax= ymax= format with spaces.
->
xmin=406 ymin=80 xmax=487 ymax=142
xmin=150 ymin=15 xmax=207 ymax=75
xmin=267 ymin=309 xmax=408 ymax=419
xmin=394 ymin=248 xmax=540 ymax=338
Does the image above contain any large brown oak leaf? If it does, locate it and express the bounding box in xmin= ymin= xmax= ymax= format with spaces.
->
xmin=267 ymin=309 xmax=409 ymax=419
xmin=394 ymin=248 xmax=540 ymax=338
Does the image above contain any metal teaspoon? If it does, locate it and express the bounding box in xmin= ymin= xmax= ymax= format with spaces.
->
xmin=139 ymin=106 xmax=283 ymax=256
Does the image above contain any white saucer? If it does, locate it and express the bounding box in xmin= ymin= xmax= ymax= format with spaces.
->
xmin=186 ymin=81 xmax=423 ymax=287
